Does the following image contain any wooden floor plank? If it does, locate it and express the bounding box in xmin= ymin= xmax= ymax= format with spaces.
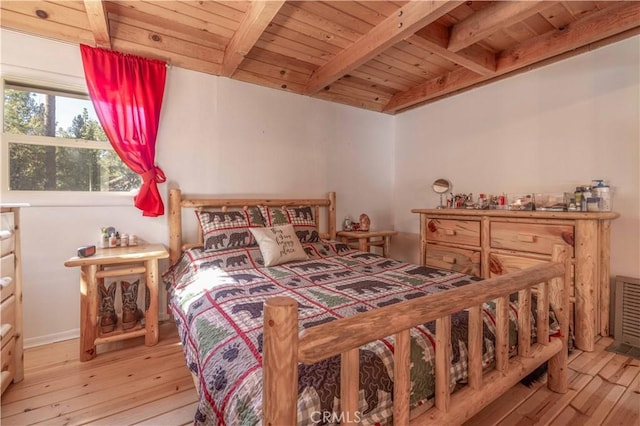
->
xmin=8 ymin=333 xmax=185 ymax=392
xmin=550 ymin=405 xmax=590 ymax=425
xmin=2 ymin=365 xmax=191 ymax=424
xmin=1 ymin=322 xmax=196 ymax=426
xmin=23 ymin=338 xmax=78 ymax=370
xmin=464 ymin=381 xmax=544 ymax=426
xmin=132 ymin=401 xmax=199 ymax=425
xmin=498 ymin=368 xmax=593 ymax=425
xmin=597 ymin=353 xmax=640 ymax=386
xmin=35 ymin=377 xmax=195 ymax=426
xmin=601 ymin=370 xmax=640 ymax=425
xmin=569 ymin=337 xmax=617 ymax=376
xmin=566 ymin=375 xmax=626 ymax=425
xmin=90 ymin=390 xmax=198 ymax=425
xmin=1 ymin=347 xmax=186 ymax=404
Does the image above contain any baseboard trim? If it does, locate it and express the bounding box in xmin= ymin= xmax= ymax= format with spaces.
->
xmin=24 ymin=328 xmax=80 ymax=349
xmin=24 ymin=313 xmax=172 ymax=348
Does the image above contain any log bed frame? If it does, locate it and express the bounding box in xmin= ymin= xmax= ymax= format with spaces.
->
xmin=168 ymin=189 xmax=570 ymax=425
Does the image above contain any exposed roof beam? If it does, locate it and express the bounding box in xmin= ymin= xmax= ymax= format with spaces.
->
xmin=448 ymin=1 xmax=551 ymax=52
xmin=222 ymin=0 xmax=286 ymax=77
xmin=385 ymin=1 xmax=640 ymax=113
xmin=407 ymin=26 xmax=496 ymax=76
xmin=305 ymin=0 xmax=464 ymax=95
xmin=83 ymin=0 xmax=111 ymax=49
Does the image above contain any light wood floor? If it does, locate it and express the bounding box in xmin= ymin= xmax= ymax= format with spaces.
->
xmin=1 ymin=322 xmax=638 ymax=425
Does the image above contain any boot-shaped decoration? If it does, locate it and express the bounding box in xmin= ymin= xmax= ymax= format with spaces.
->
xmin=142 ymin=284 xmax=150 ymax=327
xmin=122 ymin=280 xmax=144 ymax=330
xmin=99 ymin=282 xmax=117 ymax=333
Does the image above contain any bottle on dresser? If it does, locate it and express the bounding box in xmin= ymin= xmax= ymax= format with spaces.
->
xmin=581 ymin=185 xmax=592 ymax=211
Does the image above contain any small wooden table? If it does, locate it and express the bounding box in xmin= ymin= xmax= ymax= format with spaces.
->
xmin=64 ymin=244 xmax=169 ymax=361
xmin=337 ymin=230 xmax=397 ymax=258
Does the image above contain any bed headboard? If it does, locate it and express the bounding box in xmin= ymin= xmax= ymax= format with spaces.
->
xmin=168 ymin=189 xmax=337 ymax=265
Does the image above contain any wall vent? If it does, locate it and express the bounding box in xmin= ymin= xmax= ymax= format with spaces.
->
xmin=614 ymin=275 xmax=640 ymax=348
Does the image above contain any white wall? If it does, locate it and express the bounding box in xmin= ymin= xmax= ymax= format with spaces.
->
xmin=393 ymin=36 xmax=640 ymax=278
xmin=0 ymin=30 xmax=394 ymax=345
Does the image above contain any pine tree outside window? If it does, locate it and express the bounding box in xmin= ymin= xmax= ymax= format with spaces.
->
xmin=1 ymin=81 xmax=140 ymax=193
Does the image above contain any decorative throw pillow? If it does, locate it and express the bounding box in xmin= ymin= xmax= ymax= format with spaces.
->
xmin=249 ymin=224 xmax=308 ymax=267
xmin=197 ymin=207 xmax=264 ymax=252
xmin=258 ymin=205 xmax=319 ymax=243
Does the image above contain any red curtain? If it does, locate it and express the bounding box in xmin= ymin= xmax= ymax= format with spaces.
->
xmin=80 ymin=44 xmax=167 ymax=217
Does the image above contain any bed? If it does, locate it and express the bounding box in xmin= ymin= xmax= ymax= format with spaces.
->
xmin=165 ymin=189 xmax=571 ymax=425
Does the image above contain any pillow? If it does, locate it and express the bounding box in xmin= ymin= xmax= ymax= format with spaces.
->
xmin=249 ymin=224 xmax=308 ymax=267
xmin=258 ymin=205 xmax=319 ymax=243
xmin=197 ymin=207 xmax=264 ymax=252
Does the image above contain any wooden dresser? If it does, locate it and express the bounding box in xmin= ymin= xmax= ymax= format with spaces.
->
xmin=412 ymin=209 xmax=619 ymax=352
xmin=1 ymin=206 xmax=24 ymax=394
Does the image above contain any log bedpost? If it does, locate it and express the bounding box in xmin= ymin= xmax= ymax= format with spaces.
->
xmin=328 ymin=191 xmax=337 ymax=241
xmin=548 ymin=245 xmax=570 ymax=393
xmin=263 ymin=297 xmax=299 ymax=425
xmin=169 ymin=188 xmax=182 ymax=265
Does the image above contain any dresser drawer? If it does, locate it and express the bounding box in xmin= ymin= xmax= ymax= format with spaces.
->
xmin=489 ymin=253 xmax=548 ymax=277
xmin=426 ymin=219 xmax=480 ymax=247
xmin=0 ymin=212 xmax=15 ymax=257
xmin=1 ymin=254 xmax=15 ymax=303
xmin=490 ymin=222 xmax=574 ymax=256
xmin=1 ymin=336 xmax=15 ymax=394
xmin=0 ymin=277 xmax=14 ymax=304
xmin=0 ymin=295 xmax=16 ymax=345
xmin=425 ymin=244 xmax=481 ymax=276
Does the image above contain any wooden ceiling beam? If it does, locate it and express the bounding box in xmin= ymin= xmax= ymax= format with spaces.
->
xmin=305 ymin=0 xmax=464 ymax=95
xmin=385 ymin=1 xmax=640 ymax=113
xmin=448 ymin=1 xmax=553 ymax=52
xmin=221 ymin=0 xmax=286 ymax=77
xmin=83 ymin=0 xmax=111 ymax=49
xmin=407 ymin=26 xmax=496 ymax=76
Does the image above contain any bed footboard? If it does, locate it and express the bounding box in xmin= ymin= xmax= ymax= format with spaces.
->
xmin=263 ymin=245 xmax=570 ymax=425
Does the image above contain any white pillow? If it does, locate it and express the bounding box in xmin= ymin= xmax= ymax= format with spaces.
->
xmin=249 ymin=224 xmax=309 ymax=267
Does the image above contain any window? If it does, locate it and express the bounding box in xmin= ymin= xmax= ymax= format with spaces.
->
xmin=2 ymin=81 xmax=140 ymax=192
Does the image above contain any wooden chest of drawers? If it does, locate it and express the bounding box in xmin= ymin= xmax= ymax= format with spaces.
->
xmin=1 ymin=207 xmax=24 ymax=394
xmin=413 ymin=209 xmax=619 ymax=352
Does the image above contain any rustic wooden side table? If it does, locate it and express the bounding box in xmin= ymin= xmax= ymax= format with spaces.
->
xmin=337 ymin=230 xmax=398 ymax=258
xmin=64 ymin=244 xmax=169 ymax=361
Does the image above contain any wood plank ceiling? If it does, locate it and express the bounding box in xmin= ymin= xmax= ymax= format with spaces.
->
xmin=2 ymin=1 xmax=639 ymax=114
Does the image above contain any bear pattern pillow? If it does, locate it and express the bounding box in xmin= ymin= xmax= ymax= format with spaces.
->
xmin=197 ymin=207 xmax=264 ymax=252
xmin=249 ymin=224 xmax=308 ymax=267
xmin=258 ymin=205 xmax=319 ymax=243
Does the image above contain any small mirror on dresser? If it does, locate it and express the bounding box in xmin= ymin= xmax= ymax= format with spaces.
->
xmin=432 ymin=178 xmax=451 ymax=209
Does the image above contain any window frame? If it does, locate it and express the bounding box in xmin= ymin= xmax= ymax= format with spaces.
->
xmin=1 ymin=77 xmax=140 ymax=206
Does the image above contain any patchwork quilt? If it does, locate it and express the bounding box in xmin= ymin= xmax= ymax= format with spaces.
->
xmin=164 ymin=240 xmax=555 ymax=425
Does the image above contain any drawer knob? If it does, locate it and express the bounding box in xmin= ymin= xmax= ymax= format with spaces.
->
xmin=561 ymin=231 xmax=575 ymax=247
xmin=442 ymin=256 xmax=457 ymax=264
xmin=444 ymin=229 xmax=457 ymax=236
xmin=490 ymin=256 xmax=504 ymax=275
xmin=517 ymin=234 xmax=536 ymax=243
xmin=0 ymin=277 xmax=11 ymax=289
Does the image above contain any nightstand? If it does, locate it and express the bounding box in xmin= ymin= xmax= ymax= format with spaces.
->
xmin=64 ymin=244 xmax=169 ymax=361
xmin=337 ymin=230 xmax=398 ymax=258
